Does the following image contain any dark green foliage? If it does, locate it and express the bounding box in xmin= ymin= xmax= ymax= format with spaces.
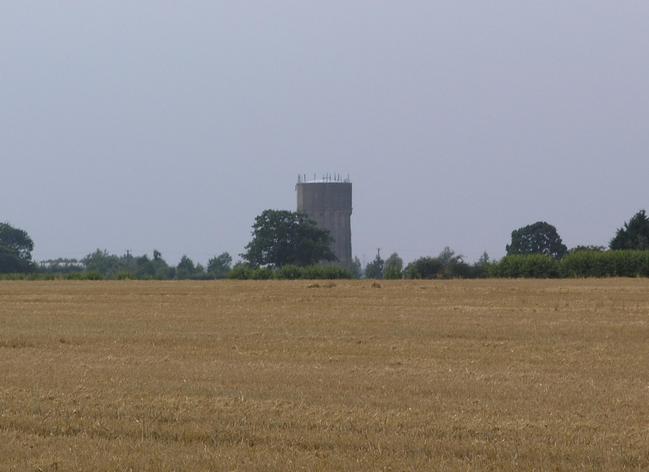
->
xmin=175 ymin=255 xmax=208 ymax=280
xmin=472 ymin=252 xmax=493 ymax=278
xmin=506 ymin=221 xmax=567 ymax=259
xmin=560 ymin=250 xmax=649 ymax=277
xmin=228 ymin=264 xmax=352 ymax=280
xmin=404 ymin=247 xmax=475 ymax=279
xmin=491 ymin=251 xmax=649 ymax=278
xmin=350 ymin=257 xmax=363 ymax=279
xmin=568 ymin=245 xmax=606 ymax=254
xmin=63 ymin=272 xmax=103 ymax=280
xmin=0 ymin=222 xmax=35 ymax=273
xmin=384 ymin=253 xmax=403 ymax=279
xmin=228 ymin=263 xmax=255 ymax=280
xmin=39 ymin=258 xmax=84 ymax=274
xmin=491 ymin=255 xmax=560 ymax=278
xmin=364 ymin=251 xmax=384 ymax=279
xmin=437 ymin=247 xmax=473 ymax=278
xmin=299 ymin=265 xmax=351 ymax=280
xmin=243 ymin=210 xmax=335 ymax=268
xmin=253 ymin=267 xmax=274 ymax=280
xmin=137 ymin=251 xmax=174 ymax=279
xmin=82 ymin=250 xmax=122 ymax=278
xmin=81 ymin=249 xmax=173 ymax=280
xmin=175 ymin=255 xmax=196 ymax=279
xmin=610 ymin=210 xmax=649 ymax=250
xmin=207 ymin=252 xmax=232 ymax=279
xmin=276 ymin=265 xmax=304 ymax=279
xmin=404 ymin=257 xmax=443 ymax=279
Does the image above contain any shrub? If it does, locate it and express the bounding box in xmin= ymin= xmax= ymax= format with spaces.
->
xmin=228 ymin=264 xmax=352 ymax=280
xmin=491 ymin=255 xmax=560 ymax=278
xmin=66 ymin=272 xmax=103 ymax=280
xmin=404 ymin=257 xmax=443 ymax=279
xmin=560 ymin=250 xmax=649 ymax=278
xmin=300 ymin=265 xmax=351 ymax=280
xmin=228 ymin=264 xmax=255 ymax=280
xmin=276 ymin=265 xmax=304 ymax=280
xmin=252 ymin=267 xmax=274 ymax=280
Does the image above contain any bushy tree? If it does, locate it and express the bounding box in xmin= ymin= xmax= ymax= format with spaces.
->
xmin=0 ymin=222 xmax=35 ymax=273
xmin=83 ymin=249 xmax=122 ymax=277
xmin=610 ymin=210 xmax=649 ymax=250
xmin=81 ymin=249 xmax=172 ymax=279
xmin=242 ymin=210 xmax=335 ymax=267
xmin=176 ymin=255 xmax=205 ymax=279
xmin=383 ymin=253 xmax=403 ymax=279
xmin=472 ymin=251 xmax=492 ymax=278
xmin=506 ymin=221 xmax=567 ymax=259
xmin=150 ymin=250 xmax=173 ymax=279
xmin=404 ymin=256 xmax=443 ymax=279
xmin=404 ymin=247 xmax=476 ymax=279
xmin=132 ymin=250 xmax=172 ymax=279
xmin=364 ymin=250 xmax=384 ymax=279
xmin=207 ymin=252 xmax=232 ymax=279
xmin=436 ymin=247 xmax=469 ymax=277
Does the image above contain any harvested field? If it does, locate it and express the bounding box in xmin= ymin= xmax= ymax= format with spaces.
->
xmin=1 ymin=279 xmax=648 ymax=471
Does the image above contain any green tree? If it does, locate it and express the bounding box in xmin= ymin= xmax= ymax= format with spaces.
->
xmin=242 ymin=210 xmax=335 ymax=267
xmin=384 ymin=253 xmax=403 ymax=279
xmin=472 ymin=251 xmax=492 ymax=278
xmin=506 ymin=221 xmax=567 ymax=259
xmin=350 ymin=256 xmax=363 ymax=279
xmin=82 ymin=249 xmax=121 ymax=277
xmin=150 ymin=250 xmax=173 ymax=279
xmin=364 ymin=250 xmax=384 ymax=279
xmin=0 ymin=222 xmax=35 ymax=273
xmin=207 ymin=252 xmax=232 ymax=278
xmin=176 ymin=255 xmax=199 ymax=279
xmin=610 ymin=210 xmax=649 ymax=250
xmin=404 ymin=257 xmax=443 ymax=279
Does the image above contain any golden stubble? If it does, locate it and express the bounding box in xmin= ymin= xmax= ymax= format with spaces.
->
xmin=0 ymin=279 xmax=648 ymax=471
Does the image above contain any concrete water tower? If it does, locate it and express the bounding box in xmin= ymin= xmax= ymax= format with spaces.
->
xmin=296 ymin=174 xmax=352 ymax=267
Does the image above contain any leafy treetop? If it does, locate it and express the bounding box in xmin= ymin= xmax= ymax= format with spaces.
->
xmin=0 ymin=222 xmax=35 ymax=273
xmin=506 ymin=221 xmax=567 ymax=259
xmin=242 ymin=210 xmax=335 ymax=267
xmin=610 ymin=210 xmax=649 ymax=250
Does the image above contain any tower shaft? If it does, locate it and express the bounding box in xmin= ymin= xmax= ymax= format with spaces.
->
xmin=296 ymin=180 xmax=352 ymax=267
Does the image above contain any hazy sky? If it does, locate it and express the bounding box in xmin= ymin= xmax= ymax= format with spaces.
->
xmin=2 ymin=2 xmax=648 ymax=265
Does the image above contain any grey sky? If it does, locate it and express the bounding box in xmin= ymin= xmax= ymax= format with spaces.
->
xmin=2 ymin=2 xmax=648 ymax=265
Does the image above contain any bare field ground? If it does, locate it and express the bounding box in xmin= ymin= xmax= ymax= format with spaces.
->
xmin=1 ymin=280 xmax=648 ymax=471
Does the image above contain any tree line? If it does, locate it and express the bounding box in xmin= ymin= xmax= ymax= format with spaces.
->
xmin=2 ymin=209 xmax=649 ymax=279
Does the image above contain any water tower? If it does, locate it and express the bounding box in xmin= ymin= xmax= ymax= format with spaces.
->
xmin=296 ymin=174 xmax=352 ymax=267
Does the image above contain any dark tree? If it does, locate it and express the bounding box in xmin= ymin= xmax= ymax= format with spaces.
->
xmin=207 ymin=252 xmax=232 ymax=278
xmin=610 ymin=210 xmax=649 ymax=250
xmin=568 ymin=245 xmax=606 ymax=254
xmin=403 ymin=257 xmax=443 ymax=279
xmin=242 ymin=210 xmax=335 ymax=267
xmin=506 ymin=221 xmax=567 ymax=259
xmin=383 ymin=252 xmax=403 ymax=279
xmin=364 ymin=250 xmax=384 ymax=279
xmin=350 ymin=256 xmax=363 ymax=279
xmin=82 ymin=249 xmax=121 ymax=277
xmin=0 ymin=222 xmax=35 ymax=273
xmin=176 ymin=255 xmax=205 ymax=279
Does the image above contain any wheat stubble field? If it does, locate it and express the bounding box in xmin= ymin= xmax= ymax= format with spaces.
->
xmin=0 ymin=280 xmax=648 ymax=471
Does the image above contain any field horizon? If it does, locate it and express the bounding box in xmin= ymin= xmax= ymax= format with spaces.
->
xmin=1 ymin=279 xmax=648 ymax=471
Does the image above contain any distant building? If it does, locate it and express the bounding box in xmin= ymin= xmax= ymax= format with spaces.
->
xmin=296 ymin=175 xmax=352 ymax=267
